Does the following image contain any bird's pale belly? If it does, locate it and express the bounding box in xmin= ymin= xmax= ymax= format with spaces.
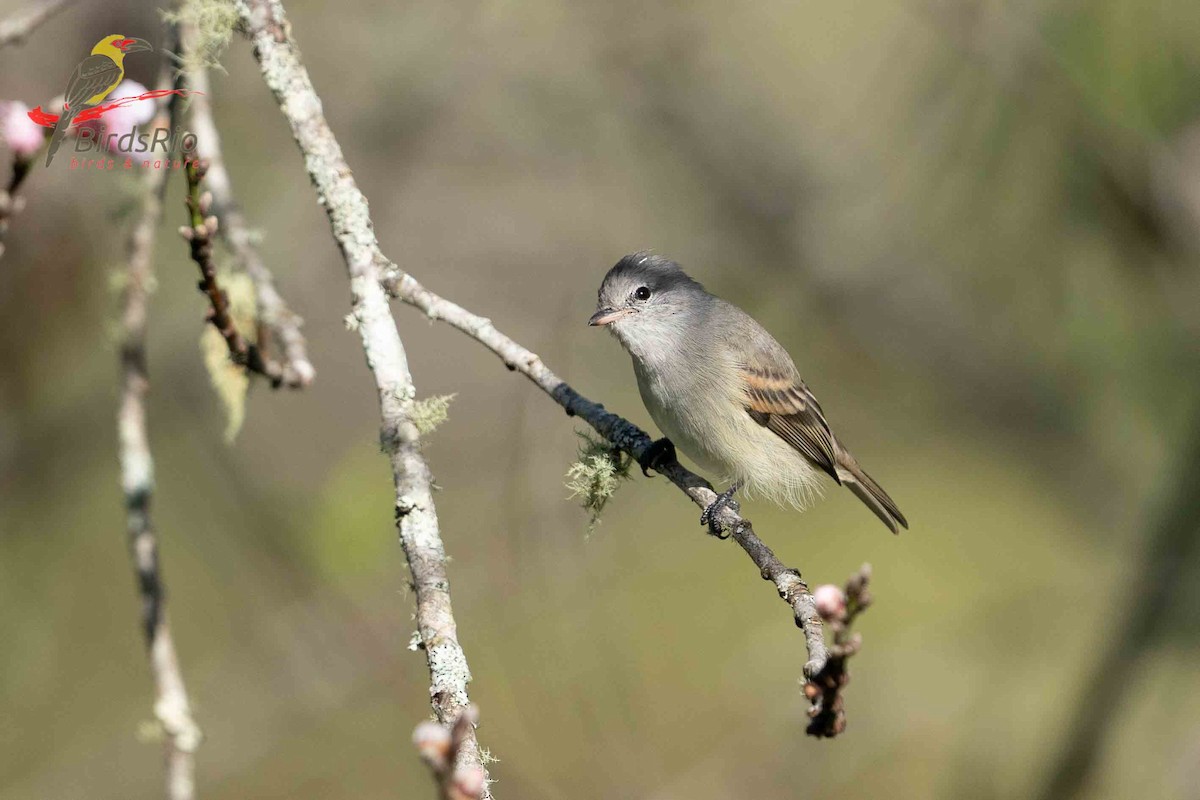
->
xmin=632 ymin=360 xmax=717 ymax=467
xmin=638 ymin=359 xmax=825 ymax=510
xmin=633 ymin=361 xmax=825 ymax=509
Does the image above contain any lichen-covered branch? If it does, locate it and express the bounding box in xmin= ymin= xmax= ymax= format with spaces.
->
xmin=380 ymin=268 xmax=832 ymax=684
xmin=179 ymin=20 xmax=315 ymax=388
xmin=0 ymin=0 xmax=72 ymax=48
xmin=117 ymin=69 xmax=202 ymax=800
xmin=236 ymin=0 xmax=493 ymax=789
xmin=181 ymin=159 xmax=283 ymax=386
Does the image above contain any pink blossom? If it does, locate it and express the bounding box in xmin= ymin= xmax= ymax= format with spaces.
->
xmin=1 ymin=101 xmax=46 ymax=159
xmin=812 ymin=584 xmax=847 ymax=621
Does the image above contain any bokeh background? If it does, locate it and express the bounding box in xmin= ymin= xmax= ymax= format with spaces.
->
xmin=3 ymin=0 xmax=1200 ymax=798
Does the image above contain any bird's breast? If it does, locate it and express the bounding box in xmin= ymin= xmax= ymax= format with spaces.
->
xmin=632 ymin=356 xmax=745 ymax=476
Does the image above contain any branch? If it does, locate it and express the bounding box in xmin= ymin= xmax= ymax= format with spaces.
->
xmin=236 ymin=0 xmax=494 ymax=789
xmin=178 ymin=20 xmax=315 ymax=388
xmin=236 ymin=0 xmax=840 ymax=731
xmin=379 ymin=269 xmax=831 ymax=682
xmin=0 ymin=0 xmax=71 ymax=48
xmin=117 ymin=62 xmax=202 ymax=800
xmin=180 ymin=159 xmax=284 ymax=386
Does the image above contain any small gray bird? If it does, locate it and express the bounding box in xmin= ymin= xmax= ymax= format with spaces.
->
xmin=589 ymin=252 xmax=907 ymax=534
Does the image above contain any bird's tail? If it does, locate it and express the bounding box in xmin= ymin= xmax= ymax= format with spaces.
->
xmin=835 ymin=449 xmax=908 ymax=534
xmin=45 ymin=108 xmax=75 ymax=167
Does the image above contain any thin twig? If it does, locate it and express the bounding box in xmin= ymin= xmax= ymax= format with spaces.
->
xmin=236 ymin=0 xmax=494 ymax=789
xmin=180 ymin=159 xmax=283 ymax=386
xmin=380 ymin=269 xmax=832 ymax=683
xmin=0 ymin=0 xmax=72 ymax=48
xmin=117 ymin=54 xmax=202 ymax=800
xmin=178 ymin=20 xmax=315 ymax=388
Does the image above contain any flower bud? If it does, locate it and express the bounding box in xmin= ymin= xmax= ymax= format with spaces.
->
xmin=846 ymin=563 xmax=872 ymax=597
xmin=412 ymin=720 xmax=451 ymax=769
xmin=812 ymin=584 xmax=846 ymax=621
xmin=450 ymin=764 xmax=487 ymax=799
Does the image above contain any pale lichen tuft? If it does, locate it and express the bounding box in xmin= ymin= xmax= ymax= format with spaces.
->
xmin=410 ymin=394 xmax=455 ymax=435
xmin=565 ymin=431 xmax=631 ymax=532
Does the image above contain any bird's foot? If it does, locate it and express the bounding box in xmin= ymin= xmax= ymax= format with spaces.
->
xmin=700 ymin=481 xmax=743 ymax=537
xmin=638 ymin=437 xmax=676 ymax=477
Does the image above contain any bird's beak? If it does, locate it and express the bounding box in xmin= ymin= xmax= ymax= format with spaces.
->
xmin=125 ymin=38 xmax=153 ymax=53
xmin=588 ymin=307 xmax=635 ymax=326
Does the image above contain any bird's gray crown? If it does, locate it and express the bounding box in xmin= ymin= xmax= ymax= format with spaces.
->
xmin=599 ymin=252 xmax=705 ymax=300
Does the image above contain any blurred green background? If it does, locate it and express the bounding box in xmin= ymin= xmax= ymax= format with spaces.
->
xmin=3 ymin=0 xmax=1200 ymax=798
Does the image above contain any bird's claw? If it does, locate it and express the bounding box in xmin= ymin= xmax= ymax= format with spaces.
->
xmin=700 ymin=481 xmax=742 ymax=537
xmin=638 ymin=437 xmax=676 ymax=477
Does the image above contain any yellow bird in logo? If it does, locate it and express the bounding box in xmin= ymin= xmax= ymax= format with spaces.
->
xmin=45 ymin=34 xmax=153 ymax=166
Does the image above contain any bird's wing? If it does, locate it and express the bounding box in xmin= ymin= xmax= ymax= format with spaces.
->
xmin=63 ymin=55 xmax=122 ymax=111
xmin=724 ymin=303 xmax=906 ymax=532
xmin=739 ymin=362 xmax=841 ymax=483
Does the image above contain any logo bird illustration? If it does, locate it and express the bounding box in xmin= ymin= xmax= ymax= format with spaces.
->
xmin=45 ymin=35 xmax=152 ymax=166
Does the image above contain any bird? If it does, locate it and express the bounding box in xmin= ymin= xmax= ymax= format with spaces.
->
xmin=45 ymin=35 xmax=152 ymax=167
xmin=589 ymin=252 xmax=908 ymax=534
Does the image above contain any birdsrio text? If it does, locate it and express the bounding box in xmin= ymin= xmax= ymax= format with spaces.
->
xmin=74 ymin=124 xmax=198 ymax=156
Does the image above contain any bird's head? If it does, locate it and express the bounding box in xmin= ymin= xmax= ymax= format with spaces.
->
xmin=92 ymin=35 xmax=153 ymax=57
xmin=589 ymin=252 xmax=709 ymax=352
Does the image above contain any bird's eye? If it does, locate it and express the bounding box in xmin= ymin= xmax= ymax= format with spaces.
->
xmin=634 ymin=286 xmax=651 ymax=301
